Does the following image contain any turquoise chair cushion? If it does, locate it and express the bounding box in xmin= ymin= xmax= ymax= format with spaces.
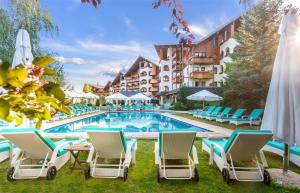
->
xmin=202 ymin=138 xmax=227 ymax=157
xmin=267 ymin=141 xmax=300 ymax=156
xmin=0 ymin=141 xmax=10 ymax=153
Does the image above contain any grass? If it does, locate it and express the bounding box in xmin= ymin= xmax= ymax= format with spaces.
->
xmin=0 ymin=140 xmax=299 ymax=193
xmin=175 ymin=113 xmax=261 ymax=130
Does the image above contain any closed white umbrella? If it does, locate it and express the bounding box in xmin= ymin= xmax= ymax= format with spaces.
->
xmin=187 ymin=90 xmax=222 ymax=101
xmin=12 ymin=29 xmax=33 ymax=68
xmin=261 ymin=10 xmax=300 ymax=174
xmin=129 ymin=93 xmax=151 ymax=101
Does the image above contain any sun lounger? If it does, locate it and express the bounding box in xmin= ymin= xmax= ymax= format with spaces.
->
xmin=1 ymin=128 xmax=85 ymax=181
xmin=215 ymin=108 xmax=246 ymax=123
xmin=0 ymin=140 xmax=11 ymax=163
xmin=263 ymin=140 xmax=300 ymax=167
xmin=229 ymin=109 xmax=264 ymax=126
xmin=155 ymin=130 xmax=199 ymax=182
xmin=202 ymin=130 xmax=272 ymax=185
xmin=205 ymin=106 xmax=223 ymax=120
xmin=85 ymin=127 xmax=137 ymax=181
xmin=207 ymin=107 xmax=231 ymax=121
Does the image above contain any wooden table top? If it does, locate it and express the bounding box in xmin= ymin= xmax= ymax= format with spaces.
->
xmin=64 ymin=143 xmax=91 ymax=151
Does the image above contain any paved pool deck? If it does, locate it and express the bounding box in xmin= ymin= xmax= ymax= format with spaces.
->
xmin=43 ymin=111 xmax=232 ymax=139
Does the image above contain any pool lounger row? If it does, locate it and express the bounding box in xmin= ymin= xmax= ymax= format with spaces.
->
xmin=192 ymin=106 xmax=264 ymax=126
xmin=0 ymin=128 xmax=277 ymax=185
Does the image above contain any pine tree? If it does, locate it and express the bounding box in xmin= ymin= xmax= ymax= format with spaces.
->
xmin=221 ymin=0 xmax=282 ymax=110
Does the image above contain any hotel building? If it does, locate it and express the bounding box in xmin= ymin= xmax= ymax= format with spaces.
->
xmin=103 ymin=16 xmax=240 ymax=106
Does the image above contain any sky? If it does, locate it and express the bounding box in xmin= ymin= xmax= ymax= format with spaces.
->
xmin=2 ymin=0 xmax=254 ymax=91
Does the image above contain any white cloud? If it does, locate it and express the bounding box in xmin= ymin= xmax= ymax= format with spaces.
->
xmin=42 ymin=39 xmax=152 ymax=57
xmin=189 ymin=18 xmax=216 ymax=39
xmin=77 ymin=40 xmax=144 ymax=54
xmin=55 ymin=56 xmax=86 ymax=65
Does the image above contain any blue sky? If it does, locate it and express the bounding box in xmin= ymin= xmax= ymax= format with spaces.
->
xmin=3 ymin=0 xmax=253 ymax=91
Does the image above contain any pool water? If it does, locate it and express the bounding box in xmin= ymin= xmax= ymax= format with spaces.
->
xmin=45 ymin=112 xmax=209 ymax=133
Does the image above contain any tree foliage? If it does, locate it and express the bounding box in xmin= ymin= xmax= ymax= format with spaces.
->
xmin=221 ymin=0 xmax=282 ymax=110
xmin=0 ymin=57 xmax=71 ymax=129
xmin=83 ymin=83 xmax=92 ymax=93
xmin=0 ymin=0 xmax=58 ymax=63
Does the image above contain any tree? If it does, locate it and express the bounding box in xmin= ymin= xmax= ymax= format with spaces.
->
xmin=83 ymin=83 xmax=92 ymax=93
xmin=0 ymin=0 xmax=64 ymax=84
xmin=0 ymin=0 xmax=58 ymax=63
xmin=0 ymin=57 xmax=71 ymax=129
xmin=221 ymin=0 xmax=282 ymax=110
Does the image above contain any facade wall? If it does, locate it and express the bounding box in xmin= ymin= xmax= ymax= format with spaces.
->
xmin=219 ymin=38 xmax=238 ymax=79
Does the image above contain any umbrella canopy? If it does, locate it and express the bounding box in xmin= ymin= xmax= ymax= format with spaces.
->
xmin=105 ymin=92 xmax=128 ymax=101
xmin=261 ymin=11 xmax=300 ymax=146
xmin=12 ymin=29 xmax=34 ymax=68
xmin=85 ymin=92 xmax=99 ymax=99
xmin=187 ymin=90 xmax=223 ymax=101
xmin=129 ymin=93 xmax=151 ymax=101
xmin=261 ymin=10 xmax=300 ymax=174
xmin=65 ymin=91 xmax=81 ymax=98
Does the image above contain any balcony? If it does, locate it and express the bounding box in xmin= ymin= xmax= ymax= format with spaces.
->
xmin=149 ymin=87 xmax=159 ymax=92
xmin=172 ymin=76 xmax=183 ymax=84
xmin=150 ymin=79 xmax=159 ymax=84
xmin=190 ymin=71 xmax=214 ymax=79
xmin=189 ymin=57 xmax=218 ymax=65
xmin=172 ymin=64 xmax=181 ymax=71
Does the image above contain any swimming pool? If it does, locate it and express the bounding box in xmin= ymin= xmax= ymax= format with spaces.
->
xmin=45 ymin=112 xmax=209 ymax=133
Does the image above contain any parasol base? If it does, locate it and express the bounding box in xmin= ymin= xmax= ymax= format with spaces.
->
xmin=268 ymin=168 xmax=300 ymax=188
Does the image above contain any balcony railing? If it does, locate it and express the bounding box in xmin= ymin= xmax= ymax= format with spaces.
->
xmin=190 ymin=71 xmax=214 ymax=79
xmin=172 ymin=76 xmax=183 ymax=84
xmin=150 ymin=79 xmax=159 ymax=84
xmin=149 ymin=87 xmax=159 ymax=92
xmin=189 ymin=57 xmax=218 ymax=65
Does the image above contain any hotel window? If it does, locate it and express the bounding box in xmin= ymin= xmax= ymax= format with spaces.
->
xmin=195 ymin=52 xmax=206 ymax=58
xmin=140 ymin=71 xmax=147 ymax=77
xmin=201 ymin=67 xmax=205 ymax=71
xmin=140 ymin=62 xmax=145 ymax=68
xmin=213 ymin=67 xmax=218 ymax=74
xmin=141 ymin=87 xmax=147 ymax=92
xmin=163 ymin=75 xmax=169 ymax=82
xmin=200 ymin=81 xmax=206 ymax=87
xmin=163 ymin=65 xmax=169 ymax=71
xmin=220 ymin=51 xmax=224 ymax=58
xmin=220 ymin=65 xmax=224 ymax=74
xmin=141 ymin=79 xmax=147 ymax=84
xmin=164 ymin=86 xmax=169 ymax=91
xmin=225 ymin=47 xmax=230 ymax=57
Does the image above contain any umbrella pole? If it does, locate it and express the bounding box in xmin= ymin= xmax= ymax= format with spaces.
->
xmin=283 ymin=143 xmax=289 ymax=175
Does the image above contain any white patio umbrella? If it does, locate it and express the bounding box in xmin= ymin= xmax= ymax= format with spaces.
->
xmin=105 ymin=92 xmax=128 ymax=101
xmin=12 ymin=29 xmax=33 ymax=68
xmin=129 ymin=93 xmax=151 ymax=101
xmin=187 ymin=90 xmax=222 ymax=108
xmin=261 ymin=10 xmax=300 ymax=174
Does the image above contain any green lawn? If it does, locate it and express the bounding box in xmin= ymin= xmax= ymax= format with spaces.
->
xmin=0 ymin=140 xmax=299 ymax=193
xmin=175 ymin=113 xmax=261 ymax=130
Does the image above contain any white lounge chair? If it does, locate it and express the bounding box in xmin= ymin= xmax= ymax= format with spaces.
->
xmin=263 ymin=140 xmax=300 ymax=167
xmin=85 ymin=127 xmax=137 ymax=181
xmin=155 ymin=130 xmax=199 ymax=182
xmin=1 ymin=128 xmax=85 ymax=181
xmin=202 ymin=130 xmax=272 ymax=185
xmin=0 ymin=140 xmax=11 ymax=163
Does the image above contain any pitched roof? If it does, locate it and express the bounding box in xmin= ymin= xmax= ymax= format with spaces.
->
xmin=124 ymin=56 xmax=158 ymax=76
xmin=111 ymin=72 xmax=123 ymax=85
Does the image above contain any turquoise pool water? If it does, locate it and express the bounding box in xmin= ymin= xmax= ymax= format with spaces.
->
xmin=45 ymin=112 xmax=209 ymax=133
